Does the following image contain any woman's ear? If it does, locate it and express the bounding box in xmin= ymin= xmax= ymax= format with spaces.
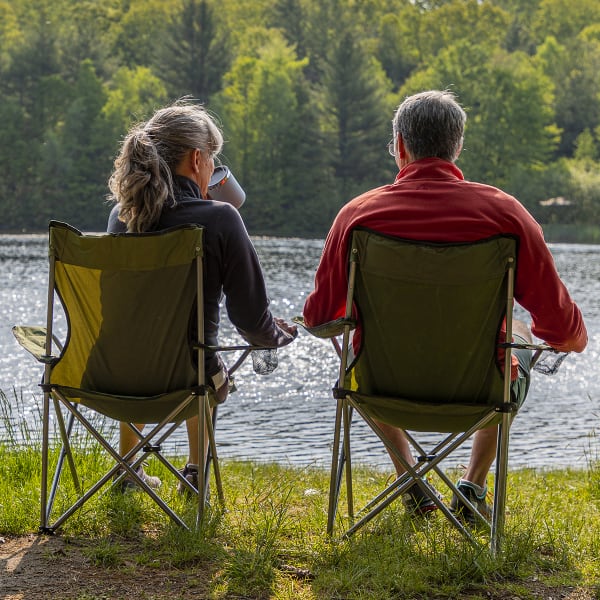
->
xmin=191 ymin=148 xmax=203 ymax=173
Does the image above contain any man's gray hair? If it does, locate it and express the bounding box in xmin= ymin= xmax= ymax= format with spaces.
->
xmin=392 ymin=90 xmax=466 ymax=162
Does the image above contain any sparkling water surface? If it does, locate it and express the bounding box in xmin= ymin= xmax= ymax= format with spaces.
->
xmin=1 ymin=234 xmax=599 ymax=471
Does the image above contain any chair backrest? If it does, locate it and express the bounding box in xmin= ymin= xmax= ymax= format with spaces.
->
xmin=48 ymin=221 xmax=204 ymax=398
xmin=346 ymin=229 xmax=517 ymax=428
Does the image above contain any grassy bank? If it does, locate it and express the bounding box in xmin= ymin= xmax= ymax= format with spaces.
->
xmin=1 ymin=389 xmax=599 ymax=598
xmin=2 ymin=442 xmax=600 ymax=599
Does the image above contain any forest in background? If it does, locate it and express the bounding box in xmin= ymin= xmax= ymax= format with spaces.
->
xmin=1 ymin=0 xmax=600 ymax=238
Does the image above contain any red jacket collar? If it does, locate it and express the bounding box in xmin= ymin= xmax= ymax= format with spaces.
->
xmin=395 ymin=157 xmax=464 ymax=182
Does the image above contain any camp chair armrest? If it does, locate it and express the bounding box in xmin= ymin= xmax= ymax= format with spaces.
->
xmin=193 ymin=342 xmax=277 ymax=352
xmin=500 ymin=341 xmax=570 ymax=375
xmin=292 ymin=316 xmax=356 ymax=339
xmin=12 ymin=325 xmax=61 ymax=364
xmin=499 ymin=341 xmax=555 ymax=351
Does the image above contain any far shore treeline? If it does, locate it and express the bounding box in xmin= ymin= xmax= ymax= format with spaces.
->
xmin=1 ymin=0 xmax=600 ymax=239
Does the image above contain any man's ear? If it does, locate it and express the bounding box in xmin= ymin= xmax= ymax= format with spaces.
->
xmin=454 ymin=138 xmax=464 ymax=161
xmin=397 ymin=135 xmax=407 ymax=159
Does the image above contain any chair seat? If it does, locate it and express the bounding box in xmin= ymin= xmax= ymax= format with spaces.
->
xmin=345 ymin=390 xmax=507 ymax=432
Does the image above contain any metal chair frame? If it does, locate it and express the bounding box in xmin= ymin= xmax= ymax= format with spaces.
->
xmin=14 ymin=221 xmax=265 ymax=533
xmin=303 ymin=230 xmax=549 ymax=555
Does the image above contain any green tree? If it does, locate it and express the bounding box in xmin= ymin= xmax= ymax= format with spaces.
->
xmin=101 ymin=65 xmax=169 ymax=135
xmin=0 ymin=1 xmax=21 ymax=72
xmin=401 ymin=41 xmax=559 ymax=207
xmin=573 ymin=129 xmax=598 ymax=163
xmin=215 ymin=34 xmax=334 ymax=234
xmin=157 ymin=0 xmax=231 ymax=102
xmin=417 ymin=0 xmax=510 ymax=60
xmin=111 ymin=0 xmax=173 ymax=68
xmin=269 ymin=0 xmax=307 ymax=60
xmin=376 ymin=7 xmax=421 ymax=90
xmin=1 ymin=3 xmax=71 ymax=229
xmin=535 ymin=35 xmax=600 ymax=156
xmin=57 ymin=0 xmax=121 ymax=81
xmin=531 ymin=0 xmax=600 ymax=44
xmin=322 ymin=29 xmax=396 ymax=201
xmin=41 ymin=60 xmax=112 ymax=230
xmin=4 ymin=6 xmax=68 ymax=143
xmin=494 ymin=0 xmax=541 ymax=54
xmin=0 ymin=99 xmax=29 ymax=229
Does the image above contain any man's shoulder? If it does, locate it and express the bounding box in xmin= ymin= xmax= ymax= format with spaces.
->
xmin=460 ymin=178 xmax=518 ymax=201
xmin=341 ymin=184 xmax=393 ymax=213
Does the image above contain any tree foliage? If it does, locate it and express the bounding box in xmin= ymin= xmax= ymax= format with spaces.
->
xmin=0 ymin=0 xmax=599 ymax=235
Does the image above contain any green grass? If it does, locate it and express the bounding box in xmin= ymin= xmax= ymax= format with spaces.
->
xmin=1 ymin=387 xmax=600 ymax=599
xmin=2 ymin=449 xmax=600 ymax=598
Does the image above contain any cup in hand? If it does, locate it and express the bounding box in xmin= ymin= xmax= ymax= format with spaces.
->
xmin=208 ymin=166 xmax=246 ymax=209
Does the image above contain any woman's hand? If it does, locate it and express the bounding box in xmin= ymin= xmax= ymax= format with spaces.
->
xmin=274 ymin=317 xmax=298 ymax=338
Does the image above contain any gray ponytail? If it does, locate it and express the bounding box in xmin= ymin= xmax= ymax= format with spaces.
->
xmin=108 ymin=100 xmax=223 ymax=233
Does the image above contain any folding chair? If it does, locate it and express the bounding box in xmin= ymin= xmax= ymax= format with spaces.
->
xmin=13 ymin=221 xmax=265 ymax=533
xmin=298 ymin=228 xmax=549 ymax=555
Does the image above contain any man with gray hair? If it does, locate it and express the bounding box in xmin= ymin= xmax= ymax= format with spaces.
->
xmin=303 ymin=90 xmax=587 ymax=522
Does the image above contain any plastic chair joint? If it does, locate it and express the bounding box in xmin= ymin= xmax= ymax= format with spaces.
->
xmin=39 ymin=526 xmax=56 ymax=535
xmin=332 ymin=387 xmax=348 ymax=400
xmin=143 ymin=444 xmax=161 ymax=453
xmin=494 ymin=402 xmax=518 ymax=413
xmin=417 ymin=454 xmax=437 ymax=463
xmin=39 ymin=355 xmax=59 ymax=365
xmin=192 ymin=385 xmax=210 ymax=396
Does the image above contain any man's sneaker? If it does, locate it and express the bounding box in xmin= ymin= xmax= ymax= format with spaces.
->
xmin=177 ymin=463 xmax=199 ymax=496
xmin=402 ymin=479 xmax=441 ymax=516
xmin=115 ymin=465 xmax=161 ymax=493
xmin=449 ymin=479 xmax=492 ymax=526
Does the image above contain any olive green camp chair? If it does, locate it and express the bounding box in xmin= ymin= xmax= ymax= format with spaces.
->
xmin=13 ymin=221 xmax=262 ymax=533
xmin=299 ymin=229 xmax=549 ymax=554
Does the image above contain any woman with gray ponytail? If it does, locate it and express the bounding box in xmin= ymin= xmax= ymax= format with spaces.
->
xmin=107 ymin=100 xmax=297 ymax=493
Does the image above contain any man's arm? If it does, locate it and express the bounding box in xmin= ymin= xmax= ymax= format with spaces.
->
xmin=303 ymin=215 xmax=352 ymax=327
xmin=514 ymin=216 xmax=587 ymax=353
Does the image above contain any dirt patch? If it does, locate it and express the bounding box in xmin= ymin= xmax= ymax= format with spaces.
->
xmin=0 ymin=535 xmax=597 ymax=599
xmin=0 ymin=534 xmax=213 ymax=600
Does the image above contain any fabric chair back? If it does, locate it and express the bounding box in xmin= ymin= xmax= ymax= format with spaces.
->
xmin=345 ymin=229 xmax=517 ymax=432
xmin=49 ymin=221 xmax=202 ymax=401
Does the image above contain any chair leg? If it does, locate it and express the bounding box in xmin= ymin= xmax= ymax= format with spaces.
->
xmin=491 ymin=414 xmax=511 ymax=556
xmin=40 ymin=390 xmax=50 ymax=533
xmin=52 ymin=400 xmax=80 ymax=493
xmin=327 ymin=398 xmax=344 ymax=535
xmin=47 ymin=407 xmax=79 ymax=521
xmin=342 ymin=400 xmax=354 ymax=524
xmin=205 ymin=403 xmax=224 ymax=505
xmin=197 ymin=391 xmax=209 ymax=528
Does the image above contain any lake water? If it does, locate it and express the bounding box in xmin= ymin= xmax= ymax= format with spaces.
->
xmin=1 ymin=234 xmax=599 ymax=472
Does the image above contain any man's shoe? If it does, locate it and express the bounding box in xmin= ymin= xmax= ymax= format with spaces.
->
xmin=450 ymin=479 xmax=492 ymax=526
xmin=177 ymin=463 xmax=199 ymax=496
xmin=115 ymin=465 xmax=161 ymax=493
xmin=402 ymin=479 xmax=441 ymax=516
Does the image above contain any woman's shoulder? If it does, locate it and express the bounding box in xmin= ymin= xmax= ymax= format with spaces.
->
xmin=106 ymin=204 xmax=126 ymax=233
xmin=162 ymin=200 xmax=247 ymax=233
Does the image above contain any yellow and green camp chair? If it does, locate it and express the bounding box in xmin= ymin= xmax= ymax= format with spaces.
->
xmin=298 ymin=229 xmax=549 ymax=554
xmin=13 ymin=220 xmax=268 ymax=533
